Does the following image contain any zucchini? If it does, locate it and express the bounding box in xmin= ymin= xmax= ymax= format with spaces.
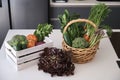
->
xmin=63 ymin=32 xmax=72 ymax=46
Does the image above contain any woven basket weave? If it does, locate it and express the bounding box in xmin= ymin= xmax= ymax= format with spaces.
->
xmin=62 ymin=19 xmax=99 ymax=64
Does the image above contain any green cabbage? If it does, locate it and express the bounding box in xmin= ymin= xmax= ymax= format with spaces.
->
xmin=72 ymin=37 xmax=89 ymax=49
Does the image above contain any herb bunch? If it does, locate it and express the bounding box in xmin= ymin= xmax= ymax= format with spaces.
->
xmin=85 ymin=3 xmax=112 ymax=40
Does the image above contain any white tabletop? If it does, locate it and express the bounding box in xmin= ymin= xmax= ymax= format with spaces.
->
xmin=0 ymin=29 xmax=120 ymax=80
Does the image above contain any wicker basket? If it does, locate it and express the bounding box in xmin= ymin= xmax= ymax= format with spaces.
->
xmin=62 ymin=19 xmax=99 ymax=64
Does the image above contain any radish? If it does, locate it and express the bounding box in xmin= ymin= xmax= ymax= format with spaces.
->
xmin=36 ymin=41 xmax=45 ymax=46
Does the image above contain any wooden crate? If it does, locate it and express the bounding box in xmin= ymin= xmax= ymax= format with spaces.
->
xmin=5 ymin=37 xmax=53 ymax=71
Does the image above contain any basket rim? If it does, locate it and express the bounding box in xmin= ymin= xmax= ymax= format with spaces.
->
xmin=63 ymin=18 xmax=97 ymax=34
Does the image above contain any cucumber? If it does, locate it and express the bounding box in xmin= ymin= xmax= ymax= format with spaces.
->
xmin=63 ymin=32 xmax=72 ymax=46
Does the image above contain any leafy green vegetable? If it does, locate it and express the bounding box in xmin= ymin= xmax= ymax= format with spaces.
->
xmin=58 ymin=9 xmax=80 ymax=33
xmin=34 ymin=23 xmax=53 ymax=42
xmin=72 ymin=37 xmax=89 ymax=48
xmin=8 ymin=35 xmax=28 ymax=51
xmin=85 ymin=3 xmax=112 ymax=38
xmin=58 ymin=9 xmax=85 ymax=46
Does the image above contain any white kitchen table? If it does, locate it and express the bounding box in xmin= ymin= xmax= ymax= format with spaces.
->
xmin=0 ymin=29 xmax=120 ymax=80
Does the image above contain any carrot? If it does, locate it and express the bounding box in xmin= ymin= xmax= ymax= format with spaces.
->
xmin=26 ymin=34 xmax=38 ymax=48
xmin=27 ymin=34 xmax=38 ymax=42
xmin=84 ymin=34 xmax=90 ymax=42
xmin=27 ymin=39 xmax=36 ymax=48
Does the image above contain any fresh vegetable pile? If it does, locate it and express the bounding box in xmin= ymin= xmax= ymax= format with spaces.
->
xmin=38 ymin=47 xmax=75 ymax=76
xmin=58 ymin=3 xmax=112 ymax=49
xmin=8 ymin=23 xmax=53 ymax=51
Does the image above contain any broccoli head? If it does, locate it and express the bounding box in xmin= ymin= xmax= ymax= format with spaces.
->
xmin=72 ymin=37 xmax=89 ymax=49
xmin=8 ymin=35 xmax=28 ymax=51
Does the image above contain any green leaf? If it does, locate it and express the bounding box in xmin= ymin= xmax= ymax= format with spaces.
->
xmin=34 ymin=23 xmax=53 ymax=42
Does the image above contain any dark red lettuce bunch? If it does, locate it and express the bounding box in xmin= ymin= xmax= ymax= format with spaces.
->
xmin=38 ymin=47 xmax=75 ymax=77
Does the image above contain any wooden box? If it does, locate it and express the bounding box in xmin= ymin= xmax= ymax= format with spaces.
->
xmin=5 ymin=37 xmax=53 ymax=71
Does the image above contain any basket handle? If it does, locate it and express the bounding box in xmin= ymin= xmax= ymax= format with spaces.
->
xmin=63 ymin=19 xmax=97 ymax=33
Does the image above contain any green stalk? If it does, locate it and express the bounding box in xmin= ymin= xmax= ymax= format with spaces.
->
xmin=85 ymin=3 xmax=111 ymax=38
xmin=89 ymin=34 xmax=98 ymax=47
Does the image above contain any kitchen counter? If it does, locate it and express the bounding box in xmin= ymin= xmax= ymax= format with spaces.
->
xmin=50 ymin=0 xmax=120 ymax=7
xmin=0 ymin=29 xmax=120 ymax=80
